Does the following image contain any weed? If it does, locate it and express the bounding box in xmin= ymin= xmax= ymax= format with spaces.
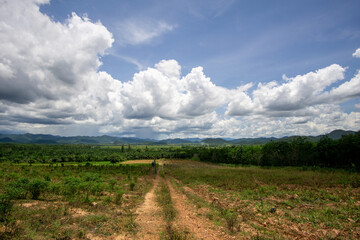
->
xmin=28 ymin=179 xmax=48 ymax=200
xmin=224 ymin=210 xmax=238 ymax=232
xmin=130 ymin=181 xmax=136 ymax=191
xmin=108 ymin=178 xmax=117 ymax=190
xmin=163 ymin=225 xmax=188 ymax=240
xmin=0 ymin=194 xmax=13 ymax=223
xmin=5 ymin=178 xmax=30 ymax=199
xmin=114 ymin=190 xmax=125 ymax=205
xmin=126 ymin=216 xmax=137 ymax=234
xmin=156 ymin=183 xmax=176 ymax=222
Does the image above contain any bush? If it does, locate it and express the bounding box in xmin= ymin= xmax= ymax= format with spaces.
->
xmin=0 ymin=194 xmax=13 ymax=223
xmin=28 ymin=179 xmax=48 ymax=200
xmin=224 ymin=210 xmax=238 ymax=232
xmin=63 ymin=177 xmax=81 ymax=197
xmin=114 ymin=190 xmax=125 ymax=205
xmin=5 ymin=178 xmax=30 ymax=199
xmin=129 ymin=182 xmax=135 ymax=191
xmin=44 ymin=175 xmax=51 ymax=182
xmin=89 ymin=182 xmax=103 ymax=197
xmin=108 ymin=178 xmax=117 ymax=190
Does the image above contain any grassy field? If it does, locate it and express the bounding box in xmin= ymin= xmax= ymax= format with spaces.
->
xmin=164 ymin=160 xmax=360 ymax=239
xmin=0 ymin=162 xmax=154 ymax=239
xmin=1 ymin=159 xmax=359 ymax=239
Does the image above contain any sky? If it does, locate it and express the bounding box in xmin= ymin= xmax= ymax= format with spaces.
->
xmin=0 ymin=0 xmax=359 ymax=139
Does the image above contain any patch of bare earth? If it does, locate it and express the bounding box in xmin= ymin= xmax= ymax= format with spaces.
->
xmin=134 ymin=174 xmax=165 ymax=240
xmin=121 ymin=159 xmax=154 ymax=164
xmin=167 ymin=179 xmax=235 ymax=240
xmin=182 ymin=182 xmax=356 ymax=239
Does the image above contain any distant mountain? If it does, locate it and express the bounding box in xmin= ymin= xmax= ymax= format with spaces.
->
xmin=201 ymin=138 xmax=229 ymax=145
xmin=183 ymin=138 xmax=202 ymax=143
xmin=0 ymin=129 xmax=357 ymax=145
xmin=325 ymin=129 xmax=356 ymax=140
xmin=0 ymin=133 xmax=120 ymax=144
xmin=158 ymin=138 xmax=193 ymax=144
xmin=230 ymin=137 xmax=276 ymax=145
xmin=0 ymin=137 xmax=14 ymax=143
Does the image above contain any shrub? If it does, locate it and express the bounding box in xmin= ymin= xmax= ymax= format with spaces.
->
xmin=49 ymin=181 xmax=62 ymax=194
xmin=0 ymin=194 xmax=13 ymax=223
xmin=44 ymin=175 xmax=51 ymax=182
xmin=224 ymin=210 xmax=238 ymax=232
xmin=28 ymin=179 xmax=48 ymax=200
xmin=89 ymin=182 xmax=103 ymax=197
xmin=114 ymin=190 xmax=124 ymax=205
xmin=5 ymin=178 xmax=30 ymax=199
xmin=63 ymin=177 xmax=81 ymax=197
xmin=129 ymin=182 xmax=135 ymax=191
xmin=108 ymin=178 xmax=117 ymax=190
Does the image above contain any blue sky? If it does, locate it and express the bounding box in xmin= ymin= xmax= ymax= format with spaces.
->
xmin=40 ymin=0 xmax=360 ymax=85
xmin=0 ymin=0 xmax=359 ymax=138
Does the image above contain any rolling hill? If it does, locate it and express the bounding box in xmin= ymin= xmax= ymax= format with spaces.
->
xmin=0 ymin=129 xmax=357 ymax=145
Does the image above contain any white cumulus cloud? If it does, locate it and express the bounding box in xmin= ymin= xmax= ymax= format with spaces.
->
xmin=353 ymin=48 xmax=360 ymax=58
xmin=226 ymin=64 xmax=360 ymax=118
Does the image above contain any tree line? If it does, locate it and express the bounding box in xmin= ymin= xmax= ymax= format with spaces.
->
xmin=196 ymin=132 xmax=360 ymax=170
xmin=0 ymin=132 xmax=359 ymax=170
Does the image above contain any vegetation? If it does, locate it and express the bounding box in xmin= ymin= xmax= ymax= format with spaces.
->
xmin=2 ymin=131 xmax=358 ymax=171
xmin=0 ymin=144 xmax=194 ymax=163
xmin=0 ymin=162 xmax=153 ymax=239
xmin=165 ymin=160 xmax=360 ymax=239
xmin=0 ymin=131 xmax=359 ymax=238
xmin=196 ymin=132 xmax=360 ymax=170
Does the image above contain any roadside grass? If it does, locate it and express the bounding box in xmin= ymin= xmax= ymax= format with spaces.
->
xmin=0 ymin=163 xmax=153 ymax=239
xmin=155 ymin=174 xmax=190 ymax=240
xmin=170 ymin=178 xmax=233 ymax=231
xmin=165 ymin=160 xmax=360 ymax=239
xmin=156 ymin=182 xmax=176 ymax=222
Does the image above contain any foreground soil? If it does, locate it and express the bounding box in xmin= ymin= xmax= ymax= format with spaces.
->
xmin=134 ymin=174 xmax=165 ymax=239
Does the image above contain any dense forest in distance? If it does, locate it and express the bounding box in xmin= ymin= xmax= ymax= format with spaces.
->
xmin=0 ymin=130 xmax=359 ymax=171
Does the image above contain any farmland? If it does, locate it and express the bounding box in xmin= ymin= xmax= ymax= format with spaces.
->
xmin=0 ymin=162 xmax=154 ymax=239
xmin=0 ymin=138 xmax=360 ymax=239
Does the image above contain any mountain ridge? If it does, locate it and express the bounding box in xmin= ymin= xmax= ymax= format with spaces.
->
xmin=0 ymin=129 xmax=357 ymax=145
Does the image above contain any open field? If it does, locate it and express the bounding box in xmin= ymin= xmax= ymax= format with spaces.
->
xmin=0 ymin=162 xmax=154 ymax=239
xmin=164 ymin=160 xmax=360 ymax=239
xmin=1 ymin=159 xmax=359 ymax=239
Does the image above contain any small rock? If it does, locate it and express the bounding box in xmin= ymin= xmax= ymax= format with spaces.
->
xmin=270 ymin=207 xmax=277 ymax=213
xmin=307 ymin=234 xmax=317 ymax=240
xmin=328 ymin=229 xmax=340 ymax=239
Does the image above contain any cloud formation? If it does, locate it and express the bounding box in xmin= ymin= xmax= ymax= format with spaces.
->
xmin=0 ymin=0 xmax=359 ymax=138
xmin=225 ymin=64 xmax=360 ymax=117
xmin=353 ymin=48 xmax=360 ymax=58
xmin=115 ymin=18 xmax=174 ymax=46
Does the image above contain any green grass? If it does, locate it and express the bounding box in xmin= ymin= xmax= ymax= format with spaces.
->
xmin=0 ymin=163 xmax=154 ymax=239
xmin=156 ymin=182 xmax=176 ymax=222
xmin=165 ymin=160 xmax=360 ymax=239
xmin=155 ymin=175 xmax=190 ymax=240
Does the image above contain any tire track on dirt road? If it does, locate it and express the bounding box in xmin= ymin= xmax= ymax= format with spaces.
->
xmin=134 ymin=174 xmax=165 ymax=240
xmin=167 ymin=179 xmax=235 ymax=240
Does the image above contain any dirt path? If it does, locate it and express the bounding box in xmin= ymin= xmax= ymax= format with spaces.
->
xmin=121 ymin=159 xmax=154 ymax=164
xmin=167 ymin=179 xmax=235 ymax=240
xmin=134 ymin=174 xmax=165 ymax=240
